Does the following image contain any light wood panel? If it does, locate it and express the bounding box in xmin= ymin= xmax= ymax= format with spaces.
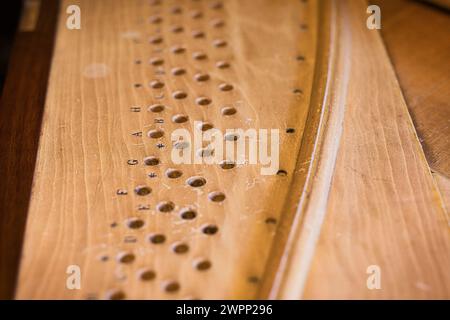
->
xmin=296 ymin=0 xmax=450 ymax=299
xmin=12 ymin=0 xmax=449 ymax=300
xmin=16 ymin=0 xmax=318 ymax=299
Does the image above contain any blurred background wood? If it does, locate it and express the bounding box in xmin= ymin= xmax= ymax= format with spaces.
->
xmin=374 ymin=0 xmax=450 ymax=212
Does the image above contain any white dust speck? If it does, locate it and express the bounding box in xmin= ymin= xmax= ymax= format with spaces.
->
xmin=415 ymin=281 xmax=431 ymax=291
xmin=121 ymin=31 xmax=141 ymax=40
xmin=83 ymin=63 xmax=110 ymax=78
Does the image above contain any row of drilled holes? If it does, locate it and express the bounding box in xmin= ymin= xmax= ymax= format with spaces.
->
xmin=149 ymin=1 xmax=223 ymax=16
xmin=117 ymin=250 xmax=213 ymax=268
xmin=105 ymin=0 xmax=300 ymax=299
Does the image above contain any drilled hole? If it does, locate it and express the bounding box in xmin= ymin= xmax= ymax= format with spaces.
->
xmin=193 ymin=52 xmax=207 ymax=60
xmin=171 ymin=25 xmax=184 ymax=33
xmin=286 ymin=128 xmax=295 ymax=134
xmin=171 ymin=6 xmax=182 ymax=14
xmin=208 ymin=191 xmax=226 ymax=202
xmin=248 ymin=276 xmax=259 ymax=284
xmin=224 ymin=133 xmax=239 ymax=141
xmin=213 ymin=39 xmax=227 ymax=48
xmin=277 ymin=170 xmax=288 ymax=176
xmin=192 ymin=30 xmax=205 ymax=38
xmin=171 ymin=45 xmax=186 ymax=54
xmin=150 ymin=57 xmax=164 ymax=66
xmin=172 ymin=114 xmax=189 ymax=123
xmin=126 ymin=217 xmax=145 ymax=229
xmin=187 ymin=176 xmax=206 ymax=187
xmin=144 ymin=156 xmax=159 ymax=166
xmin=117 ymin=252 xmax=135 ymax=264
xmin=134 ymin=59 xmax=142 ymax=64
xmin=149 ymin=35 xmax=163 ymax=44
xmin=202 ymin=224 xmax=218 ymax=235
xmin=149 ymin=233 xmax=166 ymax=244
xmin=197 ymin=122 xmax=214 ymax=131
xmin=221 ymin=106 xmax=237 ymax=116
xmin=180 ymin=209 xmax=197 ymax=220
xmin=174 ymin=141 xmax=190 ymax=149
xmin=216 ymin=61 xmax=230 ymax=69
xmin=293 ymin=88 xmax=303 ymax=95
xmin=150 ymin=80 xmax=164 ymax=89
xmin=197 ymin=148 xmax=214 ymax=157
xmin=219 ymin=160 xmax=236 ymax=170
xmin=148 ymin=104 xmax=165 ymax=113
xmin=149 ymin=15 xmax=162 ymax=24
xmin=134 ymin=83 xmax=142 ymax=88
xmin=194 ymin=259 xmax=212 ymax=271
xmin=135 ymin=185 xmax=152 ymax=196
xmin=196 ymin=97 xmax=212 ymax=106
xmin=296 ymin=55 xmax=305 ymax=61
xmin=147 ymin=129 xmax=164 ymax=139
xmin=265 ymin=217 xmax=277 ymax=224
xmin=210 ymin=1 xmax=223 ymax=10
xmin=171 ymin=67 xmax=186 ymax=76
xmin=99 ymin=254 xmax=109 ymax=262
xmin=163 ymin=281 xmax=180 ymax=293
xmin=210 ymin=18 xmax=224 ymax=28
xmin=137 ymin=269 xmax=156 ymax=281
xmin=105 ymin=289 xmax=126 ymax=300
xmin=174 ymin=140 xmax=190 ymax=150
xmin=194 ymin=73 xmax=210 ymax=82
xmin=166 ymin=168 xmax=183 ymax=179
xmin=191 ymin=10 xmax=203 ymax=19
xmin=219 ymin=83 xmax=233 ymax=91
xmin=157 ymin=201 xmax=175 ymax=212
xmin=172 ymin=242 xmax=189 ymax=254
xmin=173 ymin=90 xmax=188 ymax=99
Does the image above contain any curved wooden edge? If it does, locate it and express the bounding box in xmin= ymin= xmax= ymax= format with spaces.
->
xmin=258 ymin=0 xmax=342 ymax=299
xmin=264 ymin=0 xmax=450 ymax=299
xmin=267 ymin=0 xmax=350 ymax=299
xmin=374 ymin=0 xmax=450 ymax=218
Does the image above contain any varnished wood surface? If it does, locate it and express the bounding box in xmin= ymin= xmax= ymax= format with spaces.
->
xmin=298 ymin=0 xmax=450 ymax=299
xmin=375 ymin=0 xmax=450 ymax=212
xmin=2 ymin=0 xmax=448 ymax=300
xmin=16 ymin=0 xmax=318 ymax=299
xmin=0 ymin=0 xmax=59 ymax=299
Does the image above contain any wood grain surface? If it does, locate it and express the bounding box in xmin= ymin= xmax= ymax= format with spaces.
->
xmin=298 ymin=0 xmax=450 ymax=299
xmin=15 ymin=0 xmax=318 ymax=299
xmin=375 ymin=0 xmax=450 ymax=213
xmin=7 ymin=0 xmax=449 ymax=300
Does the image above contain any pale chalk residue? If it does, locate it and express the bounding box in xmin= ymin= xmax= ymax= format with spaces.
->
xmin=83 ymin=63 xmax=110 ymax=78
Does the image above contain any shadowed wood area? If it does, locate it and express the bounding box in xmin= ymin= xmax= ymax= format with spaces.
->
xmin=374 ymin=0 xmax=450 ymax=212
xmin=0 ymin=0 xmax=59 ymax=299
